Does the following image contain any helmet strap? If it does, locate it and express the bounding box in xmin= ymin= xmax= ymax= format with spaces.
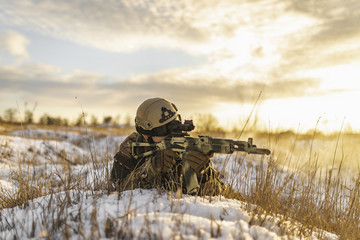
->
xmin=147 ymin=136 xmax=155 ymax=144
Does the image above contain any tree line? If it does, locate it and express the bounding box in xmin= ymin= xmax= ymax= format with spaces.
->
xmin=0 ymin=107 xmax=133 ymax=127
xmin=1 ymin=105 xmax=230 ymax=133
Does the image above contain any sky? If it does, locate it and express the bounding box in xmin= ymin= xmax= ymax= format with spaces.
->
xmin=0 ymin=0 xmax=360 ymax=133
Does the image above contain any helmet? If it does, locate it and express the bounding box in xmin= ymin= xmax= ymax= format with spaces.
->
xmin=135 ymin=97 xmax=178 ymax=136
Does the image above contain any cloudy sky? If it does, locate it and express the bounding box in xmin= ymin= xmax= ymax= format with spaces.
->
xmin=1 ymin=0 xmax=360 ymax=132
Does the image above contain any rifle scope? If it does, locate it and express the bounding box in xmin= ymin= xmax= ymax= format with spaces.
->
xmin=167 ymin=120 xmax=195 ymax=133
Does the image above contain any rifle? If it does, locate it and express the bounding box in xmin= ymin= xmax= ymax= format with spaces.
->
xmin=132 ymin=120 xmax=271 ymax=194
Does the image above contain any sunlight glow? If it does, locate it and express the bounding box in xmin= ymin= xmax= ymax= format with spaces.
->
xmin=213 ymin=89 xmax=360 ymax=134
xmin=300 ymin=63 xmax=360 ymax=91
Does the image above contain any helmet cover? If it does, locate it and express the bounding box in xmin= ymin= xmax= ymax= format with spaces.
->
xmin=135 ymin=98 xmax=178 ymax=133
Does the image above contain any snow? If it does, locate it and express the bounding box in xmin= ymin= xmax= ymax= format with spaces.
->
xmin=0 ymin=189 xmax=338 ymax=240
xmin=0 ymin=128 xmax=340 ymax=239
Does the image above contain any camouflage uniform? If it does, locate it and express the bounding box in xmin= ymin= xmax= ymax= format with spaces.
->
xmin=110 ymin=132 xmax=225 ymax=196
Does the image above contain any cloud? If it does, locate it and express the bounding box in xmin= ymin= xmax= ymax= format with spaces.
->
xmin=0 ymin=63 xmax=61 ymax=82
xmin=0 ymin=30 xmax=29 ymax=59
xmin=0 ymin=0 xmax=212 ymax=53
xmin=0 ymin=0 xmax=319 ymax=55
xmin=1 ymin=0 xmax=360 ymax=119
xmin=0 ymin=62 xmax=321 ymax=115
xmin=1 ymin=0 xmax=359 ymax=61
xmin=105 ymin=72 xmax=321 ymax=107
xmin=275 ymin=0 xmax=360 ymax=73
xmin=2 ymin=0 xmax=359 ymax=81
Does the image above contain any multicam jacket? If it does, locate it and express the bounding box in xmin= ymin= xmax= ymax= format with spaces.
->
xmin=110 ymin=132 xmax=225 ymax=195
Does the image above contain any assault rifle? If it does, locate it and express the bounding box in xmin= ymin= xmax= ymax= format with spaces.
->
xmin=132 ymin=120 xmax=271 ymax=194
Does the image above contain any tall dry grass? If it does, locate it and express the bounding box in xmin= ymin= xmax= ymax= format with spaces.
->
xmin=218 ymin=128 xmax=360 ymax=239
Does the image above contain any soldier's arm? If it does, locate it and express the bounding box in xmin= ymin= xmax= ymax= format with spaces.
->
xmin=110 ymin=132 xmax=139 ymax=186
xmin=110 ymin=132 xmax=159 ymax=189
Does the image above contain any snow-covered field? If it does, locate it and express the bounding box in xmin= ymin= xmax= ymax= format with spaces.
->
xmin=0 ymin=128 xmax=342 ymax=239
xmin=0 ymin=189 xmax=338 ymax=240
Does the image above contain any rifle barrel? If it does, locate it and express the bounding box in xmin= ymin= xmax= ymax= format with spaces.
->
xmin=246 ymin=147 xmax=271 ymax=155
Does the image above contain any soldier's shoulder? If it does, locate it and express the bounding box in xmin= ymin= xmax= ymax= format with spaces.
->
xmin=115 ymin=132 xmax=138 ymax=159
xmin=124 ymin=132 xmax=140 ymax=142
xmin=119 ymin=132 xmax=145 ymax=149
xmin=120 ymin=132 xmax=137 ymax=147
xmin=122 ymin=132 xmax=144 ymax=144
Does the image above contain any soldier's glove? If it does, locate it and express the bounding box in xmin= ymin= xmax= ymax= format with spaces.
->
xmin=184 ymin=150 xmax=211 ymax=175
xmin=152 ymin=150 xmax=178 ymax=173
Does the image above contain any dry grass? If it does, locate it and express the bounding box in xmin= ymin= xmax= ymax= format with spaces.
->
xmin=218 ymin=129 xmax=360 ymax=239
xmin=242 ymin=158 xmax=360 ymax=239
xmin=0 ymin=123 xmax=359 ymax=239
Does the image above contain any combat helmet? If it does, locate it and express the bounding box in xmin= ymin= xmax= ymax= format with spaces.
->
xmin=135 ymin=98 xmax=178 ymax=136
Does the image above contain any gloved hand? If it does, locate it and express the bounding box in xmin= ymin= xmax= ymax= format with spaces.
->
xmin=152 ymin=150 xmax=178 ymax=173
xmin=183 ymin=150 xmax=211 ymax=175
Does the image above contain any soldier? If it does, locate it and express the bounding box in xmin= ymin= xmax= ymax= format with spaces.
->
xmin=110 ymin=97 xmax=225 ymax=196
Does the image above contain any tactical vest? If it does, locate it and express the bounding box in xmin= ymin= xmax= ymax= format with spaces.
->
xmin=114 ymin=132 xmax=154 ymax=171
